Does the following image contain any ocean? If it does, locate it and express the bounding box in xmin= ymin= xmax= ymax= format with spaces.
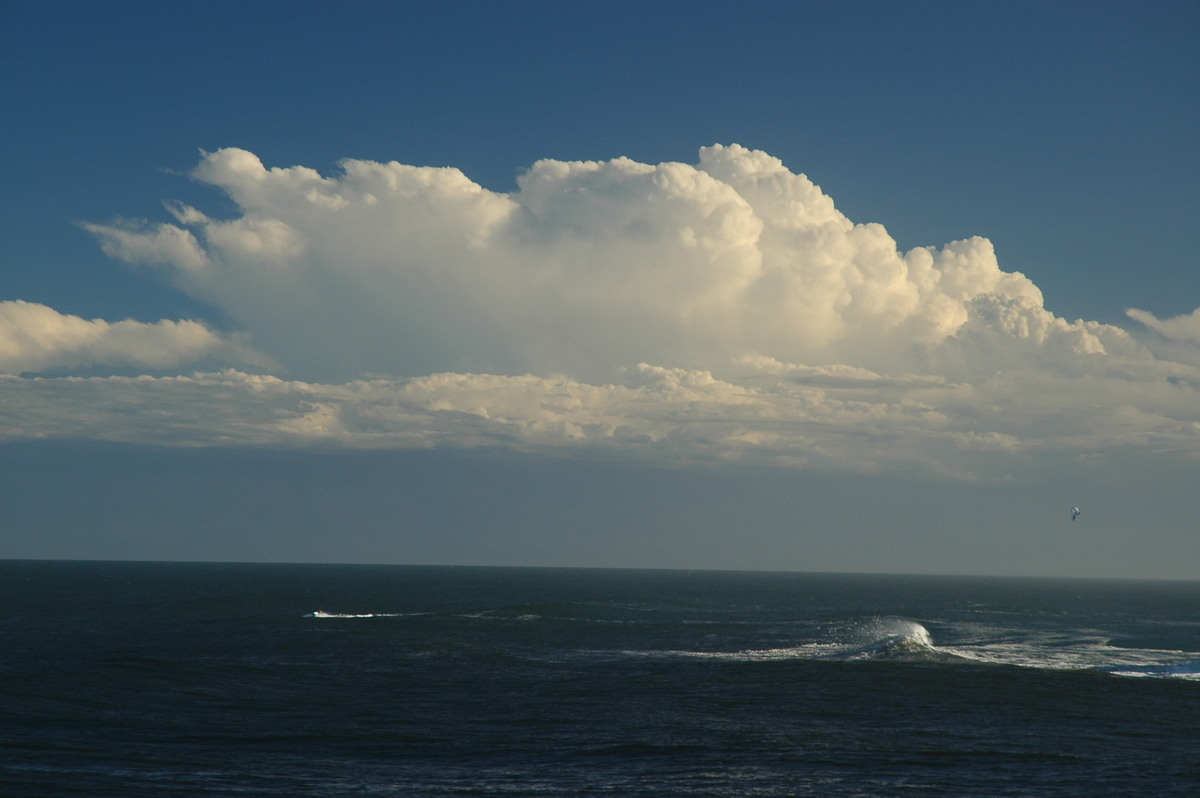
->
xmin=2 ymin=561 xmax=1198 ymax=796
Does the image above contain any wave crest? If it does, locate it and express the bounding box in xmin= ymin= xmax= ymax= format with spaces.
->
xmin=841 ymin=617 xmax=942 ymax=660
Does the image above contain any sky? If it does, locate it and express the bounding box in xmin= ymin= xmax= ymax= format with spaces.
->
xmin=1 ymin=1 xmax=1198 ymax=579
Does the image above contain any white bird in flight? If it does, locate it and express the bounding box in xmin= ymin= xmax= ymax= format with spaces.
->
xmin=1070 ymin=506 xmax=1081 ymax=521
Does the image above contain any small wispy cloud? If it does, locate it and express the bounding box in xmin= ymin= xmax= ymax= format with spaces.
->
xmin=1127 ymin=307 xmax=1200 ymax=345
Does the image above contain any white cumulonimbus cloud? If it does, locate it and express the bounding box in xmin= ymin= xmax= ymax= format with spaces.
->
xmin=3 ymin=144 xmax=1194 ymax=473
xmin=84 ymin=144 xmax=1150 ymax=382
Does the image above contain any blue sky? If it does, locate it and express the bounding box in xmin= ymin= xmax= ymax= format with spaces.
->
xmin=2 ymin=1 xmax=1198 ymax=578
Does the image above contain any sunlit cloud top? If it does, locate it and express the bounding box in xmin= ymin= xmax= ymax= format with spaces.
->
xmin=82 ymin=144 xmax=1160 ymax=382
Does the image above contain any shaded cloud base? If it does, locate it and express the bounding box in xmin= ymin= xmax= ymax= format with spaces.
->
xmin=3 ymin=360 xmax=1196 ymax=480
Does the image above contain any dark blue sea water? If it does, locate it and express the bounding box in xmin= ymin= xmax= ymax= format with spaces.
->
xmin=2 ymin=561 xmax=1198 ymax=796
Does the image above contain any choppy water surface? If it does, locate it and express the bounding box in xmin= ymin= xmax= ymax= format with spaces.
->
xmin=3 ymin=562 xmax=1198 ymax=795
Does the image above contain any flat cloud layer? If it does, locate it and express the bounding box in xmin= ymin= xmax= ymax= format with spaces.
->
xmin=2 ymin=359 xmax=1197 ymax=477
xmin=3 ymin=145 xmax=1197 ymax=475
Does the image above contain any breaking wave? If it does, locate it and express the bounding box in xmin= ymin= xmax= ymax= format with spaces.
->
xmin=840 ymin=617 xmax=938 ymax=659
xmin=613 ymin=617 xmax=954 ymax=664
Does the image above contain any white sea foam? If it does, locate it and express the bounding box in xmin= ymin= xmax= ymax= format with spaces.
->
xmin=302 ymin=599 xmax=1199 ymax=681
xmin=305 ymin=610 xmax=417 ymax=619
xmin=942 ymin=632 xmax=1200 ymax=680
xmin=606 ymin=616 xmax=1198 ymax=679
